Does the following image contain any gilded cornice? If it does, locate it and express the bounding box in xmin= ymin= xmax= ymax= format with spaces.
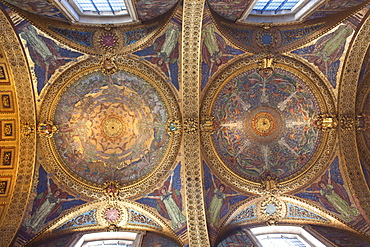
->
xmin=0 ymin=8 xmax=37 ymax=247
xmin=355 ymin=70 xmax=370 ymax=186
xmin=339 ymin=10 xmax=370 ymax=223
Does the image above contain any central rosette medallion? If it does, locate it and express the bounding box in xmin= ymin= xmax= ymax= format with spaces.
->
xmin=103 ymin=118 xmax=124 ymax=138
xmin=247 ymin=107 xmax=283 ymax=142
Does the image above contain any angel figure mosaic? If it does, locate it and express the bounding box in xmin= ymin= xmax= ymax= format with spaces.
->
xmin=297 ymin=158 xmax=359 ymax=222
xmin=25 ymin=170 xmax=84 ymax=233
xmin=138 ymin=165 xmax=186 ymax=230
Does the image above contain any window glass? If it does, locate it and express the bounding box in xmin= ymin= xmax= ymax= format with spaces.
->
xmin=74 ymin=0 xmax=126 ymax=14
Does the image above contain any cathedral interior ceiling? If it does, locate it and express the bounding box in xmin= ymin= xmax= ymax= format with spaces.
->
xmin=0 ymin=0 xmax=370 ymax=246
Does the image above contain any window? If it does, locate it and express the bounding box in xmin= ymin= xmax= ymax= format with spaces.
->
xmin=253 ymin=0 xmax=301 ymax=13
xmin=74 ymin=0 xmax=127 ymax=14
xmin=237 ymin=0 xmax=325 ymax=23
xmin=73 ymin=232 xmax=143 ymax=247
xmin=55 ymin=0 xmax=138 ymax=24
xmin=250 ymin=226 xmax=327 ymax=247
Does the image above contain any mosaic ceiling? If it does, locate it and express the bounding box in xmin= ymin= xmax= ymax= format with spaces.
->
xmin=52 ymin=70 xmax=170 ymax=185
xmin=211 ymin=68 xmax=322 ymax=181
xmin=1 ymin=0 xmax=370 ymax=246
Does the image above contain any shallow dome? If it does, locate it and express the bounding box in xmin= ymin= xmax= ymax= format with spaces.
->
xmin=211 ymin=68 xmax=321 ymax=181
xmin=53 ymin=70 xmax=169 ymax=185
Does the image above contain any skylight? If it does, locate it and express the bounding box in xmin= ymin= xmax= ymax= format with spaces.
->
xmin=55 ymin=0 xmax=138 ymax=24
xmin=74 ymin=0 xmax=127 ymax=14
xmin=257 ymin=234 xmax=309 ymax=247
xmin=253 ymin=0 xmax=300 ymax=13
xmin=237 ymin=0 xmax=325 ymax=23
xmin=74 ymin=232 xmax=142 ymax=247
xmin=250 ymin=226 xmax=327 ymax=247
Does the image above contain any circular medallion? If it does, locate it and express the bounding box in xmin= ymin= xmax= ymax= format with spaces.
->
xmin=246 ymin=107 xmax=283 ymax=142
xmin=52 ymin=70 xmax=170 ymax=185
xmin=211 ymin=68 xmax=322 ymax=182
xmin=103 ymin=118 xmax=123 ymax=138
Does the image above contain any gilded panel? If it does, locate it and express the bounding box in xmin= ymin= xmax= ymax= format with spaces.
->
xmin=0 ymin=176 xmax=10 ymax=197
xmin=0 ymin=91 xmax=14 ymax=113
xmin=0 ymin=62 xmax=9 ymax=84
xmin=0 ymin=119 xmax=15 ymax=141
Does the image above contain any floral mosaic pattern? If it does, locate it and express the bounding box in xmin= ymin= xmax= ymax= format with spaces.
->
xmin=53 ymin=71 xmax=169 ymax=185
xmin=212 ymin=69 xmax=321 ymax=181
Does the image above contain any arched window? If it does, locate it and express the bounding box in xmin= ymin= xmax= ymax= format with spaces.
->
xmin=55 ymin=0 xmax=138 ymax=24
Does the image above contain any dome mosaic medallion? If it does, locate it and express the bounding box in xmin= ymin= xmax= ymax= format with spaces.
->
xmin=211 ymin=68 xmax=322 ymax=182
xmin=52 ymin=70 xmax=170 ymax=185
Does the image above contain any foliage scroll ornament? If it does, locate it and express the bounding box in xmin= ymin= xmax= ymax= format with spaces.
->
xmin=340 ymin=115 xmax=356 ymax=131
xmin=101 ymin=56 xmax=117 ymax=75
xmin=167 ymin=118 xmax=182 ymax=135
xmin=200 ymin=117 xmax=215 ymax=134
xmin=258 ymin=55 xmax=274 ymax=75
xmin=20 ymin=122 xmax=34 ymax=137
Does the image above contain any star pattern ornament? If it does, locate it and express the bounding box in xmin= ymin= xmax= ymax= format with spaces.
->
xmin=103 ymin=206 xmax=121 ymax=224
xmin=258 ymin=196 xmax=286 ymax=225
xmin=99 ymin=31 xmax=119 ymax=52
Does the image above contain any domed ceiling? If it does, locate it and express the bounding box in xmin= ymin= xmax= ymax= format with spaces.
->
xmin=0 ymin=0 xmax=179 ymax=23
xmin=201 ymin=57 xmax=336 ymax=192
xmin=39 ymin=57 xmax=181 ymax=193
xmin=211 ymin=68 xmax=321 ymax=181
xmin=53 ymin=71 xmax=168 ymax=185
